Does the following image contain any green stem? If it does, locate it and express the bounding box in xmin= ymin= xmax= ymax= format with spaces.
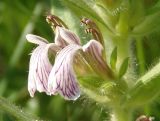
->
xmin=136 ymin=38 xmax=145 ymax=75
xmin=116 ymin=2 xmax=129 ymax=35
xmin=112 ymin=36 xmax=130 ymax=66
xmin=137 ymin=38 xmax=150 ymax=114
xmin=0 ymin=96 xmax=38 ymax=121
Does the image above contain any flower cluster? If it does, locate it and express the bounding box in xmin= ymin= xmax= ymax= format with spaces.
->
xmin=26 ymin=15 xmax=113 ymax=100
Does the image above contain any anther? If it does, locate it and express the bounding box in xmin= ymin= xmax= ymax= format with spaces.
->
xmin=46 ymin=14 xmax=68 ymax=31
xmin=81 ymin=18 xmax=104 ymax=46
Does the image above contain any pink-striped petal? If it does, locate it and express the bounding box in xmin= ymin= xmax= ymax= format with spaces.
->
xmin=26 ymin=34 xmax=49 ymax=45
xmin=28 ymin=44 xmax=57 ymax=97
xmin=54 ymin=26 xmax=81 ymax=47
xmin=82 ymin=40 xmax=113 ymax=79
xmin=82 ymin=40 xmax=103 ymax=57
xmin=48 ymin=44 xmax=81 ymax=100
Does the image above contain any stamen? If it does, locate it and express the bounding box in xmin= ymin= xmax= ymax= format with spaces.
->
xmin=81 ymin=18 xmax=104 ymax=45
xmin=46 ymin=14 xmax=68 ymax=31
xmin=85 ymin=28 xmax=100 ymax=42
xmin=81 ymin=18 xmax=106 ymax=60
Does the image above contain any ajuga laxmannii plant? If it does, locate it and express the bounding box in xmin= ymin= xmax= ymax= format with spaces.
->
xmin=25 ymin=0 xmax=160 ymax=120
xmin=1 ymin=0 xmax=160 ymax=121
xmin=27 ymin=0 xmax=160 ymax=121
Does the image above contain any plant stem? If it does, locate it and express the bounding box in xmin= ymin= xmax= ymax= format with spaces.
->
xmin=0 ymin=96 xmax=38 ymax=121
xmin=136 ymin=38 xmax=145 ymax=75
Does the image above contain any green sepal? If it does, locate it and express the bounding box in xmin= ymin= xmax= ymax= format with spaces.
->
xmin=78 ymin=75 xmax=111 ymax=103
xmin=118 ymin=57 xmax=129 ymax=78
xmin=78 ymin=75 xmax=103 ymax=90
xmin=78 ymin=75 xmax=128 ymax=104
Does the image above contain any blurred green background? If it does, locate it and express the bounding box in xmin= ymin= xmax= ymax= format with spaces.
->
xmin=1 ymin=0 xmax=160 ymax=121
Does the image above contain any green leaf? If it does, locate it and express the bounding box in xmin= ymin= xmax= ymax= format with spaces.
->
xmin=146 ymin=0 xmax=160 ymax=15
xmin=110 ymin=47 xmax=117 ymax=70
xmin=125 ymin=76 xmax=160 ymax=107
xmin=132 ymin=11 xmax=160 ymax=36
xmin=118 ymin=57 xmax=129 ymax=78
xmin=129 ymin=0 xmax=145 ymax=27
xmin=125 ymin=61 xmax=160 ymax=107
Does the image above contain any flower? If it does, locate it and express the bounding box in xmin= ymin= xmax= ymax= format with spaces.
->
xmin=26 ymin=25 xmax=113 ymax=100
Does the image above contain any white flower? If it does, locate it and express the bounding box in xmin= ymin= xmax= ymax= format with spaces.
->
xmin=26 ymin=26 xmax=112 ymax=100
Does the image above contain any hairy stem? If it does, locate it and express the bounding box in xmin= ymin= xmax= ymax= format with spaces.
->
xmin=0 ymin=96 xmax=38 ymax=121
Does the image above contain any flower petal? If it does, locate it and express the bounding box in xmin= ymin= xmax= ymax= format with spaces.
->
xmin=48 ymin=44 xmax=81 ymax=100
xmin=26 ymin=34 xmax=49 ymax=45
xmin=83 ymin=40 xmax=103 ymax=58
xmin=54 ymin=26 xmax=81 ymax=47
xmin=82 ymin=40 xmax=113 ymax=79
xmin=28 ymin=44 xmax=56 ymax=97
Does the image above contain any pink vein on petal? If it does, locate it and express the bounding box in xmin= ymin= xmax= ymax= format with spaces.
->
xmin=48 ymin=44 xmax=81 ymax=100
xmin=28 ymin=44 xmax=56 ymax=97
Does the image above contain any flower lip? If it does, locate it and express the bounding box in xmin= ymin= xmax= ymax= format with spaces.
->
xmin=28 ymin=44 xmax=53 ymax=97
xmin=82 ymin=40 xmax=113 ymax=79
xmin=26 ymin=34 xmax=49 ymax=45
xmin=48 ymin=44 xmax=81 ymax=100
xmin=82 ymin=39 xmax=103 ymax=54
